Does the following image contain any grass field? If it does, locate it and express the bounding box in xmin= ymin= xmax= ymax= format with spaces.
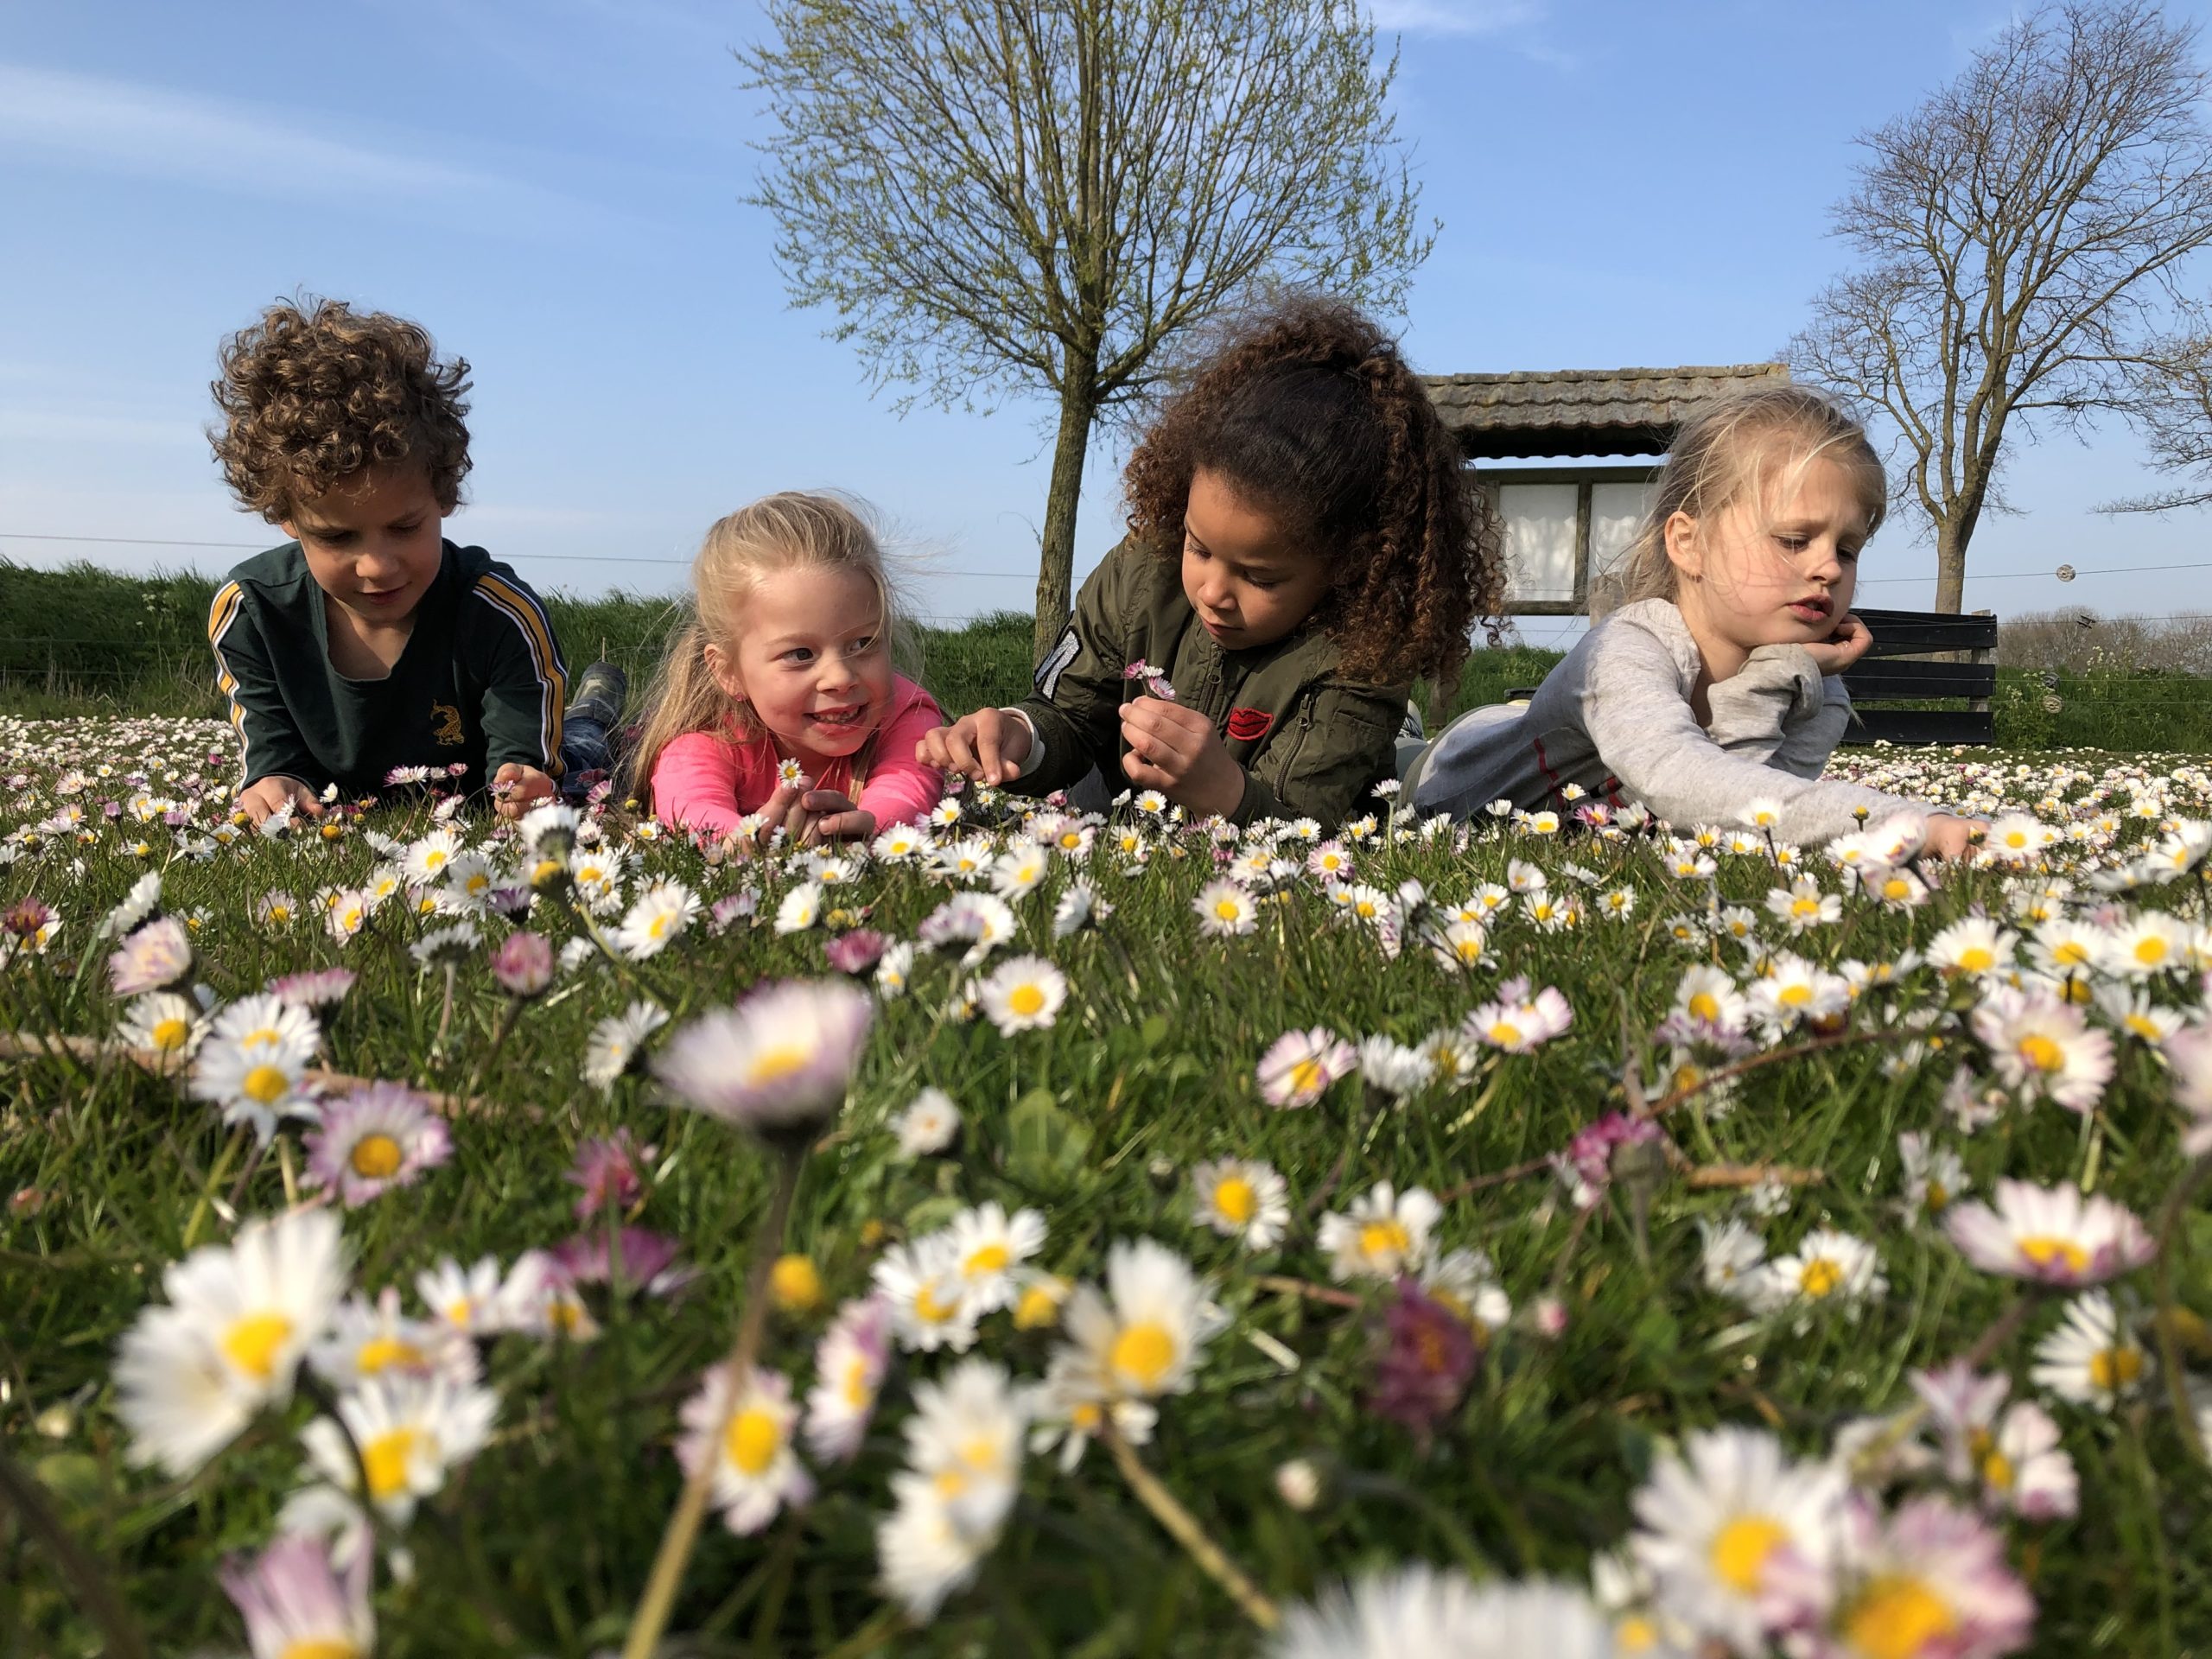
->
xmin=8 ymin=558 xmax=2192 ymax=750
xmin=3 ymin=706 xmax=2211 ymax=1656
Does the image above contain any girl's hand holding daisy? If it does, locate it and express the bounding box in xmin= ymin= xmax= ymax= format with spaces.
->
xmin=1121 ymin=695 xmax=1242 ymax=819
xmin=797 ymin=788 xmax=875 ymax=844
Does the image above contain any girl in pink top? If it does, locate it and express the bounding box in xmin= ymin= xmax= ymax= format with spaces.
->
xmin=631 ymin=493 xmax=946 ymax=846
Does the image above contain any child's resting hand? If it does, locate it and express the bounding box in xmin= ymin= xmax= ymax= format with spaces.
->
xmin=918 ymin=709 xmax=1031 ymax=785
xmin=1803 ymin=612 xmax=1874 ymax=677
xmin=1922 ymin=813 xmax=1980 ymax=861
xmin=1121 ymin=696 xmax=1243 ymax=820
xmin=798 ymin=789 xmax=875 ymax=846
xmin=492 ymin=762 xmax=556 ymax=820
xmin=237 ymin=774 xmax=323 ymax=826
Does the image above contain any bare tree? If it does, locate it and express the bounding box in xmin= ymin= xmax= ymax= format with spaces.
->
xmin=1789 ymin=2 xmax=2212 ymax=612
xmin=741 ymin=0 xmax=1431 ymax=660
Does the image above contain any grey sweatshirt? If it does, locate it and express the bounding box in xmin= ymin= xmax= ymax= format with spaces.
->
xmin=1409 ymin=599 xmax=1923 ymax=845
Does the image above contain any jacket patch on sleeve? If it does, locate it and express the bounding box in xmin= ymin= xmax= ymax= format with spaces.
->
xmin=1225 ymin=706 xmax=1274 ymax=742
xmin=1035 ymin=624 xmax=1079 ymax=700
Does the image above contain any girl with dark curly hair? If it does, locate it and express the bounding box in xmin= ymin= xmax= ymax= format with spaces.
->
xmin=920 ymin=297 xmax=1502 ymax=828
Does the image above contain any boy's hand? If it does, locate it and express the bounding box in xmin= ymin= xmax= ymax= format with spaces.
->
xmin=1803 ymin=612 xmax=1874 ymax=676
xmin=918 ymin=710 xmax=1031 ymax=785
xmin=238 ymin=774 xmax=323 ymax=825
xmin=798 ymin=789 xmax=876 ymax=845
xmin=1122 ymin=696 xmax=1243 ymax=820
xmin=1921 ymin=813 xmax=1980 ymax=862
xmin=492 ymin=763 xmax=557 ymax=820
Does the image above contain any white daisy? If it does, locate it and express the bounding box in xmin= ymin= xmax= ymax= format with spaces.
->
xmin=1190 ymin=1158 xmax=1291 ymax=1249
xmin=892 ymin=1087 xmax=963 ymax=1158
xmin=677 ymin=1364 xmax=815 ymax=1535
xmin=873 ymin=1234 xmax=982 ymax=1354
xmin=613 ymin=879 xmax=701 ymax=960
xmin=580 ymin=1000 xmax=671 ymax=1090
xmin=299 ymin=1370 xmax=499 ymax=1525
xmin=2031 ymin=1289 xmax=2152 ymax=1408
xmin=945 ymin=1201 xmax=1047 ymax=1313
xmin=1318 ymin=1182 xmax=1442 ymax=1281
xmin=973 ymin=954 xmax=1067 ymax=1035
xmin=1052 ymin=1237 xmax=1223 ymax=1402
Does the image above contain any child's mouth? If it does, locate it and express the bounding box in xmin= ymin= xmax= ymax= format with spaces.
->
xmin=1787 ymin=598 xmax=1832 ymax=623
xmin=810 ymin=705 xmax=866 ymax=729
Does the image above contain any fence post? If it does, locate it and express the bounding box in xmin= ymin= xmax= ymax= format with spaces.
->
xmin=1970 ymin=607 xmax=1994 ymax=715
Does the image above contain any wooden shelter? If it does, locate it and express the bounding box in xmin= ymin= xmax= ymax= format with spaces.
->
xmin=1421 ymin=363 xmax=1790 ymax=614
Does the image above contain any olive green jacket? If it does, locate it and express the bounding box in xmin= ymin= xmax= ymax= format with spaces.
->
xmin=1012 ymin=539 xmax=1408 ymax=828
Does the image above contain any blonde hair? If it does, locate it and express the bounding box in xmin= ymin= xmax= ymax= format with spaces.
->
xmin=627 ymin=492 xmax=916 ymax=798
xmin=1597 ymin=385 xmax=1888 ymax=616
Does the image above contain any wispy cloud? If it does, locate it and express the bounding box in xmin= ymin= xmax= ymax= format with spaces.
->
xmin=1369 ymin=0 xmax=1545 ymax=38
xmin=0 ymin=61 xmax=607 ymax=229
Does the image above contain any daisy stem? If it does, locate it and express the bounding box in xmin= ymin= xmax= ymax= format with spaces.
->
xmin=431 ymin=962 xmax=456 ymax=1058
xmin=621 ymin=1138 xmax=804 ymax=1659
xmin=2154 ymin=1155 xmax=2211 ymax=1466
xmin=0 ymin=1443 xmax=148 ymax=1659
xmin=460 ymin=1000 xmax=523 ymax=1109
xmin=1096 ymin=1416 xmax=1279 ymax=1630
xmin=181 ymin=1124 xmax=245 ymax=1249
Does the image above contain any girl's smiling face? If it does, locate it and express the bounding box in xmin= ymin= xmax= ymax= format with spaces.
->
xmin=1665 ymin=454 xmax=1869 ymax=677
xmin=1179 ymin=468 xmax=1332 ymax=651
xmin=708 ymin=565 xmax=893 ymax=766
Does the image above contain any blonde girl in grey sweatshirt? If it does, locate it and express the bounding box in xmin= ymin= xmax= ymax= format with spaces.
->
xmin=1409 ymin=385 xmax=1977 ymax=858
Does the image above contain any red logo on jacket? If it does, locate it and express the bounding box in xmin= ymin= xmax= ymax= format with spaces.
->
xmin=1225 ymin=707 xmax=1274 ymax=742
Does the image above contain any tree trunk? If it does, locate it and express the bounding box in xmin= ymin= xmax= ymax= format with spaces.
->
xmin=1933 ymin=518 xmax=1967 ymax=614
xmin=1034 ymin=356 xmax=1101 ymax=665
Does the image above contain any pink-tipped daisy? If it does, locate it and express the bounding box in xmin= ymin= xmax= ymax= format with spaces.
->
xmin=303 ymin=1082 xmax=451 ymax=1208
xmin=1944 ymin=1179 xmax=2154 ymax=1286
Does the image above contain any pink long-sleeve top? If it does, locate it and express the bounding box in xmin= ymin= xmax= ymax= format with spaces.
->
xmin=650 ymin=675 xmax=948 ymax=839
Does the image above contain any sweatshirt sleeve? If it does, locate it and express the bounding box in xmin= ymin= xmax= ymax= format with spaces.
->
xmin=469 ymin=572 xmax=569 ymax=777
xmin=1701 ymin=645 xmax=1824 ymax=766
xmin=1010 ymin=548 xmax=1134 ymax=795
xmin=1580 ymin=620 xmax=1921 ymax=845
xmin=651 ymin=732 xmax=748 ymax=838
xmin=1771 ymin=676 xmax=1857 ymax=781
xmin=856 ymin=684 xmax=948 ymax=829
xmin=1232 ymin=681 xmax=1402 ymax=828
xmin=207 ymin=581 xmax=322 ymax=791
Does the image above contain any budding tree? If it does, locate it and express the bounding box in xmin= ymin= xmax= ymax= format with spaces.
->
xmin=1789 ymin=2 xmax=2212 ymax=611
xmin=741 ymin=0 xmax=1431 ymax=659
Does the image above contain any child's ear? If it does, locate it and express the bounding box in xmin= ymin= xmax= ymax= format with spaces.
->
xmin=703 ymin=643 xmax=747 ymax=702
xmin=1662 ymin=510 xmax=1702 ymax=583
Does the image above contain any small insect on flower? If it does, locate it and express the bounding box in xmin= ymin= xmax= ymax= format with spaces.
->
xmin=304 ymin=1082 xmax=452 ymax=1208
xmin=1947 ymin=1179 xmax=2154 ymax=1286
xmin=113 ymin=1208 xmax=349 ymax=1478
xmin=654 ymin=978 xmax=873 ymax=1139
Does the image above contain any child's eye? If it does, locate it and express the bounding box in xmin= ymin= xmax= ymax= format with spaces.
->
xmin=1247 ymin=576 xmax=1281 ymax=591
xmin=783 ymin=648 xmax=814 ymax=664
xmin=849 ymin=635 xmax=878 ymax=653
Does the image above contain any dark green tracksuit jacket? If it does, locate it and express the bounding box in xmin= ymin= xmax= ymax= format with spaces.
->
xmin=207 ymin=541 xmax=569 ymax=798
xmin=1014 ymin=538 xmax=1408 ymax=828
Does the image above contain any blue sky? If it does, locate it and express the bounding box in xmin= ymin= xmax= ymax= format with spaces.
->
xmin=4 ymin=0 xmax=2212 ymax=646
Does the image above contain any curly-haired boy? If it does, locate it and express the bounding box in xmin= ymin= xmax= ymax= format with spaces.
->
xmin=206 ymin=297 xmax=624 ymax=823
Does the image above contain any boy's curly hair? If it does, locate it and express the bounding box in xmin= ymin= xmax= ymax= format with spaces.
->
xmin=209 ymin=297 xmax=473 ymax=523
xmin=1122 ymin=296 xmax=1500 ymax=687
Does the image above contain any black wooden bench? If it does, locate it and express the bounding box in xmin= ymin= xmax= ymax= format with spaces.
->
xmin=1837 ymin=607 xmax=1997 ymax=746
xmin=1499 ymin=607 xmax=1999 ymax=747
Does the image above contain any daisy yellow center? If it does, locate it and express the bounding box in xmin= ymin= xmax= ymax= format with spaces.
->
xmin=361 ymin=1427 xmax=420 ymax=1499
xmin=1792 ymin=898 xmax=1821 ymax=918
xmin=1214 ymin=899 xmax=1242 ymax=920
xmin=1778 ymin=984 xmax=1812 ymax=1007
xmin=2135 ymin=937 xmax=2169 ymax=965
xmin=1488 ymin=1020 xmax=1522 ymax=1046
xmin=1288 ymin=1058 xmax=1325 ymax=1095
xmin=220 ymin=1313 xmax=294 ymax=1382
xmin=1957 ymin=947 xmax=1994 ymax=973
xmin=349 ymin=1133 xmax=404 ymax=1179
xmin=244 ymin=1026 xmax=281 ymax=1050
xmin=1923 ymin=1181 xmax=1949 ymax=1213
xmin=2017 ymin=1034 xmax=2065 ymax=1073
xmin=1008 ymin=984 xmax=1046 ymax=1017
xmin=1800 ymin=1257 xmax=1844 ymax=1298
xmin=445 ymin=1300 xmax=474 ymax=1328
xmin=2126 ymin=1014 xmax=2163 ymax=1039
xmin=1982 ymin=1449 xmax=2015 ymax=1491
xmin=1883 ymin=878 xmax=1912 ymax=900
xmin=1071 ymin=1402 xmax=1103 ymax=1430
xmin=726 ymin=1407 xmax=782 ymax=1476
xmin=1360 ymin=1218 xmax=1412 ymax=1261
xmin=424 ymin=851 xmax=448 ymax=871
xmin=649 ymin=913 xmax=672 ymax=939
xmin=915 ymin=1281 xmax=962 ymax=1325
xmin=963 ymin=1243 xmax=1011 ymax=1278
xmin=1688 ymin=992 xmax=1720 ymax=1021
xmin=1014 ymin=1285 xmax=1061 ymax=1330
xmin=2017 ymin=1236 xmax=2090 ymax=1274
xmin=356 ymin=1335 xmax=426 ymax=1375
xmin=1708 ymin=1514 xmax=1789 ymax=1593
xmin=842 ymin=1359 xmax=872 ymax=1408
xmin=150 ymin=1016 xmax=192 ymax=1051
xmin=1213 ymin=1176 xmax=1257 ymax=1224
xmin=746 ymin=1045 xmax=811 ymax=1085
xmin=1110 ymin=1320 xmax=1177 ymax=1389
xmin=1840 ymin=1575 xmax=1957 ymax=1659
xmin=1616 ymin=1614 xmax=1660 ymax=1653
xmin=1456 ymin=938 xmax=1483 ymax=962
xmin=242 ymin=1065 xmax=289 ymax=1106
xmin=2090 ymin=1345 xmax=2144 ymax=1390
xmin=2056 ymin=941 xmax=2089 ymax=966
xmin=270 ymin=906 xmax=293 ymax=923
xmin=278 ymin=1641 xmax=362 ymax=1659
